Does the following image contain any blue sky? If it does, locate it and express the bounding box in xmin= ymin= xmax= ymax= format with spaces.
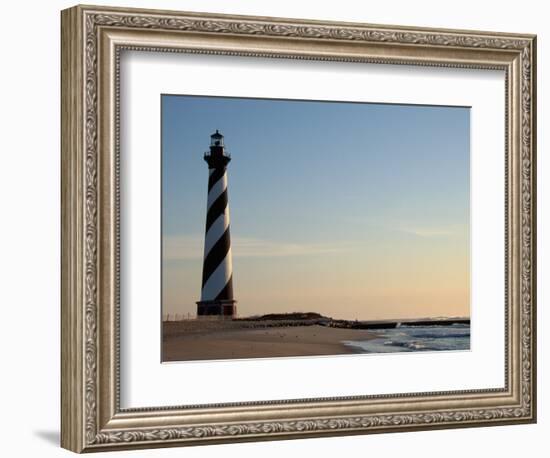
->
xmin=162 ymin=95 xmax=470 ymax=320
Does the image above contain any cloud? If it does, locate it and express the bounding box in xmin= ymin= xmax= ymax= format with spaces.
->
xmin=397 ymin=226 xmax=457 ymax=238
xmin=163 ymin=235 xmax=351 ymax=260
xmin=233 ymin=237 xmax=350 ymax=258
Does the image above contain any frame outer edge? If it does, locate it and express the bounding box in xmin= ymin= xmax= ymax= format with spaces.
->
xmin=61 ymin=5 xmax=86 ymax=453
xmin=61 ymin=4 xmax=537 ymax=452
xmin=528 ymin=36 xmax=537 ymax=423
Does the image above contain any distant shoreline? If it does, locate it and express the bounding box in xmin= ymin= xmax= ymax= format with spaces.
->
xmin=326 ymin=317 xmax=470 ymax=330
xmin=233 ymin=312 xmax=469 ymax=330
xmin=163 ymin=312 xmax=471 ymax=328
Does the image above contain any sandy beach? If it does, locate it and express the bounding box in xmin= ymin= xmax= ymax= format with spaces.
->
xmin=162 ymin=322 xmax=377 ymax=361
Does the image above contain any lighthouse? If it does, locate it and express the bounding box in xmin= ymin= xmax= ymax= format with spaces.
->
xmin=196 ymin=131 xmax=237 ymax=318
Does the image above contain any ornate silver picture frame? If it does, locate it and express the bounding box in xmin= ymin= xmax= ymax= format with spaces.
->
xmin=61 ymin=4 xmax=536 ymax=452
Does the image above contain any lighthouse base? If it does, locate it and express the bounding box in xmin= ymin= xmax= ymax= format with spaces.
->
xmin=196 ymin=300 xmax=237 ymax=319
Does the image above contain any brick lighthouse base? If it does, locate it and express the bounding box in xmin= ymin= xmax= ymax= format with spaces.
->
xmin=196 ymin=300 xmax=237 ymax=319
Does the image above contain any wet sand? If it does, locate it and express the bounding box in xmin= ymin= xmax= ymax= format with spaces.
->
xmin=162 ymin=322 xmax=377 ymax=362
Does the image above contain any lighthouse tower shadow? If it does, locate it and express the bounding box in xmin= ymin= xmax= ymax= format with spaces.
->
xmin=196 ymin=130 xmax=237 ymax=319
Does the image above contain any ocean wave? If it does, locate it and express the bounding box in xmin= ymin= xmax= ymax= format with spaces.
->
xmin=403 ymin=331 xmax=470 ymax=339
xmin=399 ymin=324 xmax=469 ymax=329
xmin=344 ymin=324 xmax=470 ymax=354
xmin=384 ymin=340 xmax=428 ymax=350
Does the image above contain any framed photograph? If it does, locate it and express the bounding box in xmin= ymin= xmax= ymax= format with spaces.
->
xmin=61 ymin=4 xmax=537 ymax=452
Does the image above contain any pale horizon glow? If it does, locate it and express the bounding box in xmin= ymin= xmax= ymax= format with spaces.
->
xmin=162 ymin=95 xmax=470 ymax=321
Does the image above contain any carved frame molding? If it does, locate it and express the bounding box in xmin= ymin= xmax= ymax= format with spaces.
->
xmin=61 ymin=5 xmax=536 ymax=452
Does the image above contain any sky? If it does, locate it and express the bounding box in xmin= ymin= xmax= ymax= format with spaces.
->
xmin=162 ymin=95 xmax=470 ymax=321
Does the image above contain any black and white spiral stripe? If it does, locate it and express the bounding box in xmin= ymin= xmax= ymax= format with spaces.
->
xmin=200 ymin=167 xmax=233 ymax=301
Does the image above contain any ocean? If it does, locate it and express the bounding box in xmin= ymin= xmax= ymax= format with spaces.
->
xmin=343 ymin=323 xmax=470 ymax=354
